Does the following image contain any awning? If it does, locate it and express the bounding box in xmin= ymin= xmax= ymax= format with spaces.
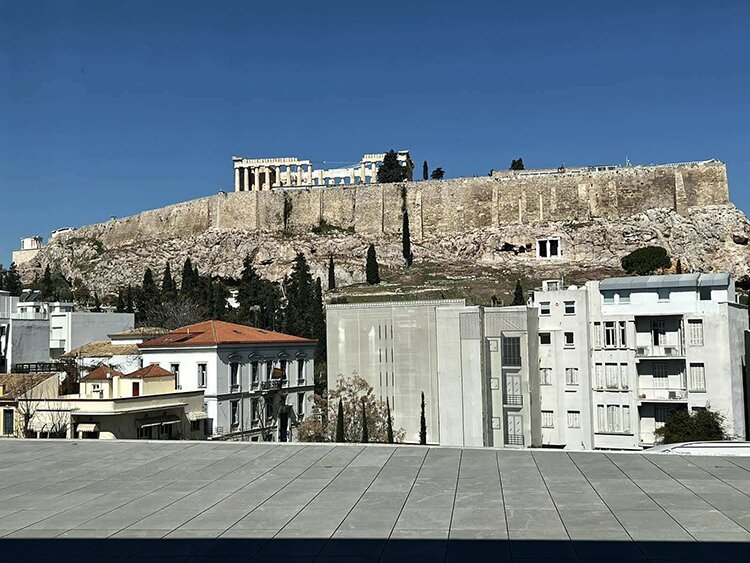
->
xmin=76 ymin=422 xmax=99 ymax=433
xmin=186 ymin=411 xmax=208 ymax=421
xmin=137 ymin=415 xmax=180 ymax=428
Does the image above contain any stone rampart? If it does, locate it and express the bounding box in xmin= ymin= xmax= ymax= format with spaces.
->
xmin=62 ymin=160 xmax=729 ymax=248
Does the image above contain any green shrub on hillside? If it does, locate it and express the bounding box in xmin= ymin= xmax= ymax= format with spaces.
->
xmin=621 ymin=246 xmax=671 ymax=275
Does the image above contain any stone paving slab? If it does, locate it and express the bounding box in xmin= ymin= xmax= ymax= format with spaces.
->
xmin=0 ymin=440 xmax=749 ymax=561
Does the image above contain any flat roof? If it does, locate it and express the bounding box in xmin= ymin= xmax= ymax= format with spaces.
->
xmin=0 ymin=441 xmax=748 ymax=560
xmin=600 ymin=272 xmax=731 ymax=292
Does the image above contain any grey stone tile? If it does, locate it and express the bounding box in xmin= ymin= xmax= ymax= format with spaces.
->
xmin=559 ymin=509 xmax=625 ymax=533
xmin=394 ymin=508 xmax=453 ymax=530
xmin=450 ymin=506 xmax=505 ymax=531
xmin=506 ymin=508 xmax=565 ymax=534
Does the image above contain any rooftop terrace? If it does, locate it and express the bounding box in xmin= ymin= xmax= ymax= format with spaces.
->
xmin=0 ymin=441 xmax=748 ymax=561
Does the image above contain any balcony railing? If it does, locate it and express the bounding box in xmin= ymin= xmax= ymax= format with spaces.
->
xmin=503 ymin=394 xmax=523 ymax=407
xmin=638 ymin=387 xmax=688 ymax=401
xmin=505 ymin=434 xmax=524 ymax=446
xmin=635 ymin=345 xmax=684 ymax=358
xmin=13 ymin=362 xmax=65 ymax=373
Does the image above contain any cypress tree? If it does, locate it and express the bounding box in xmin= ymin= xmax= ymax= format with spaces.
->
xmin=365 ymin=244 xmax=380 ymax=285
xmin=377 ymin=149 xmax=407 ymax=183
xmin=419 ymin=392 xmax=427 ymax=445
xmin=125 ymin=285 xmax=135 ymax=314
xmin=402 ymin=191 xmax=413 ymax=267
xmin=161 ymin=263 xmax=176 ymax=300
xmin=335 ymin=399 xmax=345 ymax=442
xmin=386 ymin=397 xmax=394 ymax=444
xmin=312 ymin=278 xmax=326 ymax=365
xmin=327 ymin=256 xmax=336 ymax=291
xmin=676 ymin=258 xmax=683 ymax=274
xmin=361 ymin=397 xmax=369 ymax=443
xmin=4 ymin=263 xmax=22 ymax=296
xmin=41 ymin=265 xmax=54 ymax=300
xmin=423 ymin=160 xmax=429 ymax=181
xmin=284 ymin=252 xmax=315 ymax=338
xmin=181 ymin=258 xmax=195 ymax=296
xmin=92 ymin=292 xmax=102 ymax=312
xmin=512 ymin=279 xmax=525 ymax=306
xmin=115 ymin=289 xmax=125 ymax=313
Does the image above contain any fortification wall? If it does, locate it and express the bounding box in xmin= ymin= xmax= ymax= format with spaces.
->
xmin=65 ymin=161 xmax=729 ymax=249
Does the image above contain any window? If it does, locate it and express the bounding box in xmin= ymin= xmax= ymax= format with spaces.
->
xmin=170 ymin=364 xmax=180 ymax=389
xmin=297 ymin=360 xmax=305 ymax=382
xmin=230 ymin=362 xmax=240 ymax=389
xmin=540 ymin=368 xmax=552 ymax=386
xmin=658 ymin=288 xmax=670 ymax=302
xmin=539 ymin=332 xmax=551 ymax=345
xmin=564 ymin=332 xmax=575 ymax=348
xmin=191 ymin=420 xmax=201 ymax=432
xmin=699 ymin=287 xmax=712 ymax=301
xmin=502 ymin=336 xmax=522 ymax=366
xmin=622 ymin=406 xmax=631 ymax=433
xmin=654 ymin=405 xmax=669 ymax=429
xmin=564 ymin=301 xmax=575 ymax=315
xmin=2 ymin=409 xmax=13 ymax=435
xmin=618 ymin=292 xmax=630 ymax=304
xmin=279 ymin=360 xmax=287 ymax=380
xmin=603 ymin=291 xmax=615 ymax=305
xmin=604 ymin=322 xmax=616 ymax=348
xmin=620 ymin=364 xmax=629 ymax=390
xmin=567 ymin=411 xmax=581 ymax=428
xmin=688 ymin=320 xmax=704 ymax=347
xmin=594 ymin=363 xmax=604 ymax=389
xmin=618 ymin=321 xmax=627 ymax=347
xmin=565 ymin=367 xmax=579 ymax=386
xmin=540 ymin=302 xmax=551 ymax=316
xmin=605 ymin=364 xmax=619 ymax=389
xmin=266 ymin=361 xmax=273 ymax=380
xmin=607 ymin=405 xmax=621 ymax=433
xmin=593 ymin=322 xmax=602 ymax=348
xmin=689 ymin=363 xmax=706 ymax=391
xmin=297 ymin=393 xmax=305 ymax=418
xmin=537 ymin=238 xmax=561 ymax=259
xmin=251 ymin=398 xmax=260 ymax=423
xmin=231 ymin=400 xmax=240 ymax=427
xmin=251 ymin=362 xmax=259 ymax=386
xmin=541 ymin=411 xmax=554 ymax=428
xmin=652 ymin=321 xmax=665 ymax=346
xmin=653 ymin=362 xmax=668 ymax=388
xmin=198 ymin=363 xmax=207 ymax=388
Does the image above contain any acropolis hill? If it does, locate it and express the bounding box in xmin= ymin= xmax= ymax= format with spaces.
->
xmin=19 ymin=158 xmax=750 ymax=301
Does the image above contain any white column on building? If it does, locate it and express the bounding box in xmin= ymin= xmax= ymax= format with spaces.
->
xmin=273 ymin=166 xmax=281 ymax=188
xmin=307 ymin=164 xmax=313 ymax=186
xmin=235 ymin=167 xmax=241 ymax=191
xmin=253 ymin=167 xmax=260 ymax=191
xmin=360 ymin=163 xmax=366 ymax=184
xmin=243 ymin=167 xmax=250 ymax=191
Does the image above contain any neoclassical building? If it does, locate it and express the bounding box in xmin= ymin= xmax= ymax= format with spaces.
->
xmin=232 ymin=151 xmax=413 ymax=191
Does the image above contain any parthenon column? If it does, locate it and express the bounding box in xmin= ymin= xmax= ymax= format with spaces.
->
xmin=253 ymin=167 xmax=260 ymax=191
xmin=285 ymin=166 xmax=292 ymax=187
xmin=273 ymin=166 xmax=281 ymax=188
xmin=235 ymin=168 xmax=241 ymax=191
xmin=243 ymin=167 xmax=250 ymax=191
xmin=307 ymin=164 xmax=313 ymax=185
xmin=360 ymin=163 xmax=366 ymax=184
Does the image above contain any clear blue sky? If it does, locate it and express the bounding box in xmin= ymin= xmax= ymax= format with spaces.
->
xmin=2 ymin=0 xmax=749 ymax=265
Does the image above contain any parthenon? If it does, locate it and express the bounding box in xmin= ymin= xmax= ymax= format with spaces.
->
xmin=232 ymin=151 xmax=413 ymax=191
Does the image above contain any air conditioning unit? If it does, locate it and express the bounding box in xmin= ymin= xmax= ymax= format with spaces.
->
xmin=665 ymin=346 xmax=677 ymax=356
xmin=668 ymin=391 xmax=677 ymax=399
xmin=637 ymin=347 xmax=648 ymax=356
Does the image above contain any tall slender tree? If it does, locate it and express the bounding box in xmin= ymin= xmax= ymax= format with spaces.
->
xmin=366 ymin=244 xmax=380 ymax=285
xmin=161 ymin=263 xmax=176 ymax=300
xmin=181 ymin=258 xmax=196 ymax=296
xmin=402 ymin=189 xmax=413 ymax=267
xmin=377 ymin=149 xmax=408 ymax=183
xmin=422 ymin=160 xmax=429 ymax=181
xmin=312 ymin=278 xmax=326 ymax=365
xmin=125 ymin=285 xmax=134 ymax=314
xmin=386 ymin=397 xmax=394 ymax=444
xmin=284 ymin=252 xmax=315 ymax=338
xmin=512 ymin=279 xmax=525 ymax=306
xmin=92 ymin=292 xmax=102 ymax=312
xmin=116 ymin=289 xmax=125 ymax=313
xmin=41 ymin=265 xmax=54 ymax=300
xmin=361 ymin=397 xmax=369 ymax=443
xmin=419 ymin=392 xmax=427 ymax=445
xmin=4 ymin=263 xmax=22 ymax=296
xmin=335 ymin=398 xmax=345 ymax=442
xmin=327 ymin=256 xmax=336 ymax=291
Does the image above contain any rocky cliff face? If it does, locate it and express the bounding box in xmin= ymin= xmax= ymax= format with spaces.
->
xmin=19 ymin=203 xmax=750 ymax=298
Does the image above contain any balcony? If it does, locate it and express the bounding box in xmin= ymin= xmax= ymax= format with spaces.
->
xmin=635 ymin=345 xmax=684 ymax=359
xmin=637 ymin=387 xmax=688 ymax=402
xmin=503 ymin=394 xmax=523 ymax=407
xmin=505 ymin=434 xmax=524 ymax=446
xmin=260 ymin=380 xmax=283 ymax=391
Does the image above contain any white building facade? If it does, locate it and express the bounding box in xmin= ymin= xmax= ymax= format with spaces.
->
xmin=532 ymin=273 xmax=749 ymax=450
xmin=139 ymin=320 xmax=316 ymax=441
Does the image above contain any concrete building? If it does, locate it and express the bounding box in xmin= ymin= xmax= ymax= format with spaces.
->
xmin=232 ymin=151 xmax=413 ymax=191
xmin=63 ymin=327 xmax=168 ymax=374
xmin=326 ymin=300 xmax=540 ymax=447
xmin=49 ymin=309 xmax=134 ymax=358
xmin=0 ymin=372 xmax=59 ymax=437
xmin=0 ymin=291 xmax=51 ymax=373
xmin=532 ymin=273 xmax=749 ymax=450
xmin=139 ymin=320 xmax=316 ymax=442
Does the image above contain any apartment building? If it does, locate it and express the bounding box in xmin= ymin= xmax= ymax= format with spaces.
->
xmin=326 ymin=300 xmax=540 ymax=447
xmin=139 ymin=320 xmax=316 ymax=441
xmin=532 ymin=273 xmax=748 ymax=450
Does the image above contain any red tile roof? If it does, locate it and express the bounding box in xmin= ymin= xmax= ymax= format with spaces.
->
xmin=81 ymin=365 xmax=126 ymax=381
xmin=138 ymin=320 xmax=316 ymax=349
xmin=126 ymin=364 xmax=174 ymax=379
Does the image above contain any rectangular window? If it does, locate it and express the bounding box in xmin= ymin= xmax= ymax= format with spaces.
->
xmin=597 ymin=405 xmax=605 ymax=432
xmin=604 ymin=322 xmax=616 ymax=348
xmin=618 ymin=321 xmax=627 ymax=347
xmin=170 ymin=363 xmax=180 ymax=389
xmin=2 ymin=409 xmax=14 ymax=435
xmin=540 ymin=368 xmax=552 ymax=386
xmin=622 ymin=406 xmax=631 ymax=433
xmin=595 ymin=363 xmax=604 ymax=389
xmin=231 ymin=400 xmax=240 ymax=427
xmin=607 ymin=405 xmax=621 ymax=432
xmin=541 ymin=411 xmax=554 ymax=428
xmin=658 ymin=288 xmax=670 ymax=302
xmin=540 ymin=302 xmax=551 ymax=316
xmin=251 ymin=362 xmax=259 ymax=386
xmin=618 ymin=292 xmax=630 ymax=304
xmin=603 ymin=291 xmax=615 ymax=305
xmin=654 ymin=405 xmax=669 ymax=429
xmin=565 ymin=367 xmax=579 ymax=386
xmin=620 ymin=364 xmax=629 ymax=390
xmin=593 ymin=322 xmax=602 ymax=348
xmin=688 ymin=320 xmax=704 ymax=347
xmin=689 ymin=363 xmax=706 ymax=391
xmin=564 ymin=301 xmax=575 ymax=315
xmin=279 ymin=360 xmax=287 ymax=380
xmin=230 ymin=362 xmax=240 ymax=388
xmin=198 ymin=363 xmax=207 ymax=388
xmin=564 ymin=332 xmax=575 ymax=348
xmin=297 ymin=393 xmax=305 ymax=418
xmin=501 ymin=336 xmax=522 ymax=366
xmin=539 ymin=332 xmax=551 ymax=345
xmin=266 ymin=361 xmax=273 ymax=380
xmin=251 ymin=399 xmax=260 ymax=423
xmin=653 ymin=362 xmax=668 ymax=388
xmin=699 ymin=287 xmax=711 ymax=301
xmin=191 ymin=420 xmax=201 ymax=432
xmin=297 ymin=360 xmax=305 ymax=382
xmin=652 ymin=321 xmax=666 ymax=346
xmin=605 ymin=363 xmax=619 ymax=389
xmin=567 ymin=411 xmax=581 ymax=428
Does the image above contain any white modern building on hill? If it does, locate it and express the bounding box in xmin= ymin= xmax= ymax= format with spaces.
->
xmin=139 ymin=320 xmax=317 ymax=442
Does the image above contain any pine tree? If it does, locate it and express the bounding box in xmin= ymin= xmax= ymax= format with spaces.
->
xmin=361 ymin=397 xmax=369 ymax=443
xmin=284 ymin=252 xmax=315 ymax=338
xmin=430 ymin=167 xmax=445 ymax=180
xmin=366 ymin=244 xmax=380 ymax=285
xmin=377 ymin=149 xmax=407 ymax=183
xmin=41 ymin=265 xmax=54 ymax=300
xmin=327 ymin=256 xmax=336 ymax=291
xmin=161 ymin=263 xmax=176 ymax=300
xmin=335 ymin=399 xmax=345 ymax=442
xmin=116 ymin=289 xmax=125 ymax=313
xmin=512 ymin=279 xmax=525 ymax=306
xmin=510 ymin=158 xmax=525 ymax=170
xmin=236 ymin=255 xmax=281 ymax=331
xmin=423 ymin=160 xmax=429 ymax=181
xmin=4 ymin=263 xmax=22 ymax=296
xmin=386 ymin=397 xmax=394 ymax=444
xmin=419 ymin=391 xmax=427 ymax=445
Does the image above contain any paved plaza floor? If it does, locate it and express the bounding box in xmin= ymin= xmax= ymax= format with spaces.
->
xmin=0 ymin=440 xmax=749 ymax=561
